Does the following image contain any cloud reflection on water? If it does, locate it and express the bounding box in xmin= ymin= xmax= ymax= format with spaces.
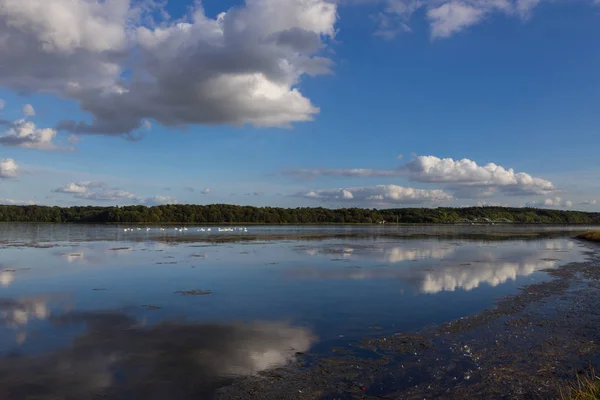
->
xmin=0 ymin=297 xmax=50 ymax=327
xmin=0 ymin=311 xmax=315 ymax=399
xmin=0 ymin=271 xmax=14 ymax=287
xmin=291 ymin=240 xmax=581 ymax=294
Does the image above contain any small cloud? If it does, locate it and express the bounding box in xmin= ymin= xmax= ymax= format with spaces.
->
xmin=245 ymin=192 xmax=264 ymax=197
xmin=54 ymin=181 xmax=178 ymax=205
xmin=141 ymin=120 xmax=152 ymax=130
xmin=79 ymin=189 xmax=137 ymax=201
xmin=143 ymin=196 xmax=178 ymax=206
xmin=396 ymin=154 xmax=404 ymax=160
xmin=0 ymin=198 xmax=36 ymax=205
xmin=66 ymin=135 xmax=81 ymax=144
xmin=579 ymin=199 xmax=597 ymax=206
xmin=0 ymin=158 xmax=19 ymax=178
xmin=201 ymin=188 xmax=211 ymax=195
xmin=528 ymin=196 xmax=573 ymax=209
xmin=23 ymin=104 xmax=35 ymax=117
xmin=0 ymin=99 xmax=4 ymax=110
xmin=53 ymin=181 xmax=106 ymax=194
xmin=475 ymin=201 xmax=506 ymax=207
xmin=0 ymin=119 xmax=71 ymax=151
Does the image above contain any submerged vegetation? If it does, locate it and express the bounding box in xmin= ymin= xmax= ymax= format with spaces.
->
xmin=0 ymin=204 xmax=600 ymax=224
xmin=576 ymin=231 xmax=600 ymax=243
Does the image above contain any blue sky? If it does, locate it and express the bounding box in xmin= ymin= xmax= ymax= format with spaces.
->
xmin=0 ymin=0 xmax=599 ymax=210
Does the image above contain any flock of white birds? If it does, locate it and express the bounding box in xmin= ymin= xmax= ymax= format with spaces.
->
xmin=122 ymin=227 xmax=249 ymax=233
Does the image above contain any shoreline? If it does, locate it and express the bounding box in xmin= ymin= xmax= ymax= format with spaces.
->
xmin=218 ymin=241 xmax=600 ymax=399
xmin=0 ymin=228 xmax=592 ymax=247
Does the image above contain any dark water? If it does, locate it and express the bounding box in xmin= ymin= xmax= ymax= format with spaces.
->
xmin=0 ymin=224 xmax=590 ymax=399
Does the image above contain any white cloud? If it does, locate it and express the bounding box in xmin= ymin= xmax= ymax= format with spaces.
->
xmin=286 ymin=155 xmax=556 ymax=198
xmin=0 ymin=0 xmax=338 ymax=136
xmin=427 ymin=2 xmax=487 ymax=39
xmin=143 ymin=196 xmax=178 ymax=206
xmin=371 ymin=0 xmax=597 ymax=39
xmin=54 ymin=181 xmax=134 ymax=201
xmin=79 ymin=189 xmax=137 ymax=201
xmin=54 ymin=181 xmax=106 ymax=194
xmin=0 ymin=0 xmax=129 ymax=94
xmin=0 ymin=158 xmax=19 ymax=178
xmin=22 ymin=104 xmax=35 ymax=117
xmin=475 ymin=201 xmax=506 ymax=207
xmin=285 ymin=167 xmax=400 ymax=179
xmin=0 ymin=99 xmax=4 ymax=110
xmin=403 ymin=156 xmax=556 ymax=196
xmin=0 ymin=119 xmax=69 ymax=151
xmin=53 ymin=181 xmax=177 ymax=205
xmin=580 ymin=199 xmax=597 ymax=205
xmin=0 ymin=198 xmax=36 ymax=205
xmin=201 ymin=188 xmax=211 ymax=195
xmin=297 ymin=184 xmax=453 ymax=204
xmin=527 ymin=196 xmax=573 ymax=209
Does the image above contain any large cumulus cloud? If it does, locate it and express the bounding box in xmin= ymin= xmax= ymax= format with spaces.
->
xmin=0 ymin=0 xmax=338 ymax=136
xmin=287 ymin=155 xmax=556 ymax=200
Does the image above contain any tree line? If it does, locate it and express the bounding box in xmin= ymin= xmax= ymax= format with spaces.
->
xmin=0 ymin=204 xmax=599 ymax=224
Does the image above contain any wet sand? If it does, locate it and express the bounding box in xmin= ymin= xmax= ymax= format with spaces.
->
xmin=217 ymin=241 xmax=600 ymax=399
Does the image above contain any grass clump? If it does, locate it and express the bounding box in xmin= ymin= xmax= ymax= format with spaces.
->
xmin=576 ymin=231 xmax=600 ymax=242
xmin=560 ymin=372 xmax=600 ymax=399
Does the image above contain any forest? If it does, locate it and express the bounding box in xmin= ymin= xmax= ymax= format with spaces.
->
xmin=0 ymin=204 xmax=599 ymax=224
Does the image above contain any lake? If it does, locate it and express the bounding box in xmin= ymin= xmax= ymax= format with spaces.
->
xmin=0 ymin=224 xmax=592 ymax=399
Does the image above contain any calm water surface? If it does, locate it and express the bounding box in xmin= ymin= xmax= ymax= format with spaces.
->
xmin=0 ymin=224 xmax=591 ymax=398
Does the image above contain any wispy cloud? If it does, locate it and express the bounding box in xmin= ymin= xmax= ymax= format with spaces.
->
xmin=53 ymin=181 xmax=177 ymax=205
xmin=0 ymin=198 xmax=36 ymax=206
xmin=369 ymin=0 xmax=598 ymax=39
xmin=143 ymin=196 xmax=178 ymax=206
xmin=296 ymin=184 xmax=453 ymax=205
xmin=53 ymin=181 xmax=106 ymax=194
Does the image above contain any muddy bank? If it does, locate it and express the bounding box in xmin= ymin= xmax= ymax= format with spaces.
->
xmin=217 ymin=243 xmax=600 ymax=399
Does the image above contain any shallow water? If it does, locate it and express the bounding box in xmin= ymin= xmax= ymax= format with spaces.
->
xmin=0 ymin=224 xmax=590 ymax=398
xmin=0 ymin=222 xmax=595 ymax=243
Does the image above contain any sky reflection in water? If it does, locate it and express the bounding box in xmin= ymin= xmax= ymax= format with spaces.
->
xmin=0 ymin=232 xmax=589 ymax=398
